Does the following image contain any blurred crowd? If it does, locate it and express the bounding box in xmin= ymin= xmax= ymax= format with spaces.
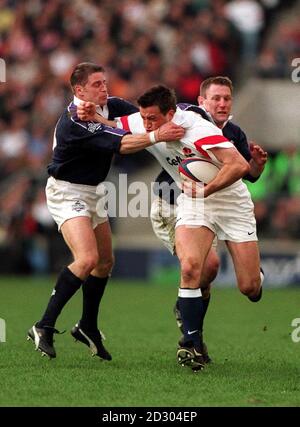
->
xmin=247 ymin=145 xmax=300 ymax=239
xmin=0 ymin=0 xmax=299 ymax=274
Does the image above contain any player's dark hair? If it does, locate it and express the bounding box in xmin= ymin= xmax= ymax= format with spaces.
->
xmin=70 ymin=62 xmax=105 ymax=90
xmin=200 ymin=76 xmax=233 ymax=97
xmin=137 ymin=85 xmax=177 ymax=114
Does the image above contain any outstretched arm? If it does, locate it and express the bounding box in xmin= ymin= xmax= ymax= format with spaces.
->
xmin=119 ymin=122 xmax=185 ymax=154
xmin=77 ymin=101 xmax=185 ymax=154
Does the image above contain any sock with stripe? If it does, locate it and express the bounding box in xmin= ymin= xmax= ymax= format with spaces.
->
xmin=178 ymin=287 xmax=204 ymax=350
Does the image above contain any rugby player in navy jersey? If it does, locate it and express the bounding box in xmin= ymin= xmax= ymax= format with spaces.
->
xmin=27 ymin=63 xmax=184 ymax=359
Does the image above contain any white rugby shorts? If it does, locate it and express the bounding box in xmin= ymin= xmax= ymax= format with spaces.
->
xmin=150 ymin=197 xmax=177 ymax=255
xmin=46 ymin=177 xmax=108 ymax=231
xmin=176 ymin=191 xmax=257 ymax=242
xmin=151 ymin=197 xmax=218 ymax=254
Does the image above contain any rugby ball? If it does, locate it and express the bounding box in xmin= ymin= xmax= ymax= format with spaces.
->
xmin=178 ymin=157 xmax=220 ymax=184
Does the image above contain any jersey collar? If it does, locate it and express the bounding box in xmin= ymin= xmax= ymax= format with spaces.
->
xmin=200 ymin=106 xmax=233 ymax=129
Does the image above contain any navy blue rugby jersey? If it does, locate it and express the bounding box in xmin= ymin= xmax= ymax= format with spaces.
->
xmin=106 ymin=96 xmax=138 ymax=119
xmin=154 ymin=102 xmax=258 ymax=204
xmin=47 ymin=97 xmax=138 ymax=185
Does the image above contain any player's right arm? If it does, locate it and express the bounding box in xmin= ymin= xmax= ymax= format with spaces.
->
xmin=184 ymin=120 xmax=250 ymax=197
xmin=119 ymin=122 xmax=184 ymax=154
xmin=203 ymin=146 xmax=250 ymax=197
xmin=76 ymin=101 xmax=185 ymax=154
xmin=73 ymin=104 xmax=184 ymax=154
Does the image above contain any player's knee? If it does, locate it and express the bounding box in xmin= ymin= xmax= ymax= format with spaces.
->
xmin=76 ymin=254 xmax=99 ymax=276
xmin=181 ymin=257 xmax=201 ymax=283
xmin=239 ymin=276 xmax=261 ymax=297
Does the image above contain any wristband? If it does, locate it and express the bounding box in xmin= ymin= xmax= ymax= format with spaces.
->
xmin=149 ymin=131 xmax=157 ymax=144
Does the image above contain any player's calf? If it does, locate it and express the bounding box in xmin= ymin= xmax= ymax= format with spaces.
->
xmin=238 ymin=268 xmax=264 ymax=302
xmin=248 ymin=268 xmax=264 ymax=302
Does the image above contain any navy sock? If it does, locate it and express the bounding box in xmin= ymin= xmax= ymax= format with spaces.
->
xmin=37 ymin=267 xmax=82 ymax=328
xmin=178 ymin=288 xmax=203 ymax=350
xmin=80 ymin=275 xmax=108 ymax=331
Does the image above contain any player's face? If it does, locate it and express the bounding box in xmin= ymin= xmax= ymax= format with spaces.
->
xmin=76 ymin=72 xmax=108 ymax=106
xmin=139 ymin=106 xmax=174 ymax=132
xmin=199 ymin=84 xmax=232 ymax=128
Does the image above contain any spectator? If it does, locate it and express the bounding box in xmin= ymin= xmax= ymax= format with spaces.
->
xmin=224 ymin=0 xmax=265 ymax=63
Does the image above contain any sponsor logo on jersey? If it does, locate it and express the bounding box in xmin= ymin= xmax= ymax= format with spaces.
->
xmin=167 ymin=155 xmax=183 ymax=166
xmin=182 ymin=147 xmax=193 ymax=155
xmin=166 ymin=149 xmax=197 ymax=167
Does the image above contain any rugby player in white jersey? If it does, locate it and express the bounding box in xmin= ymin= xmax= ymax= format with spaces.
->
xmin=78 ymin=85 xmax=264 ymax=372
xmin=149 ymin=77 xmax=266 ymax=364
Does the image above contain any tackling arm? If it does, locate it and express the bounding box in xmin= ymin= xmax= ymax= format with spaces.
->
xmin=76 ymin=101 xmax=185 ymax=154
xmin=119 ymin=122 xmax=184 ymax=154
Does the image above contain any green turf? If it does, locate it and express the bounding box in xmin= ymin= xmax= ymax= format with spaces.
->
xmin=0 ymin=277 xmax=300 ymax=407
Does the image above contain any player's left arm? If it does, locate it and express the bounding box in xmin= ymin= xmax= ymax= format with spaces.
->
xmin=234 ymin=128 xmax=267 ymax=181
xmin=204 ymin=146 xmax=250 ymax=197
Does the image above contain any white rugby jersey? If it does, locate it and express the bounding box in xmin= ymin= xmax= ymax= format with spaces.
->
xmin=117 ymin=109 xmax=253 ymax=210
xmin=117 ymin=109 xmax=230 ymax=181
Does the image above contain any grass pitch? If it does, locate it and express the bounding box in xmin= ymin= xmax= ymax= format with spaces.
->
xmin=0 ymin=276 xmax=300 ymax=407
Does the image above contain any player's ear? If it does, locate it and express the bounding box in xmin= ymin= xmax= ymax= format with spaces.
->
xmin=166 ymin=109 xmax=175 ymax=120
xmin=75 ymin=84 xmax=84 ymax=97
xmin=198 ymin=95 xmax=205 ymax=106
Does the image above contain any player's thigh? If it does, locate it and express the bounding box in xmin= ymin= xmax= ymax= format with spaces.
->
xmin=175 ymin=225 xmax=215 ymax=265
xmin=93 ymin=220 xmax=113 ymax=264
xmin=226 ymin=241 xmax=261 ymax=284
xmin=61 ymin=216 xmax=98 ymax=260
